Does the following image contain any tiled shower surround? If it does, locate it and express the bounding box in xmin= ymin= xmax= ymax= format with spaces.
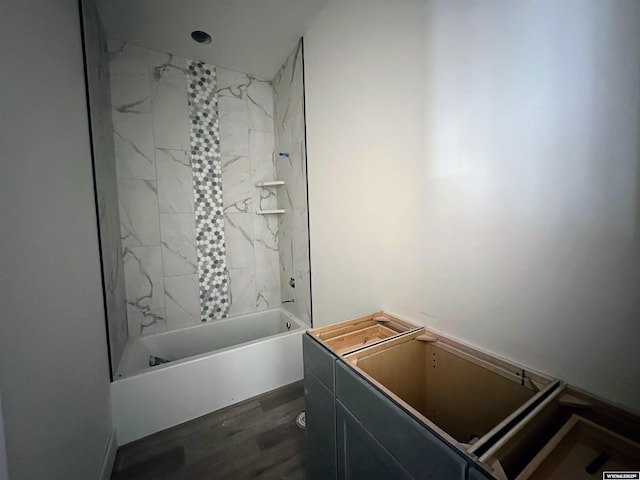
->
xmin=82 ymin=2 xmax=128 ymax=370
xmin=274 ymin=40 xmax=312 ymax=326
xmin=217 ymin=65 xmax=282 ymax=316
xmin=110 ymin=41 xmax=196 ymax=335
xmin=108 ymin=40 xmax=303 ymax=336
xmin=187 ymin=61 xmax=230 ymax=320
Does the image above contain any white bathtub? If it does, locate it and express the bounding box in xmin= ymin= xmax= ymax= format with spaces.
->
xmin=111 ymin=308 xmax=305 ymax=445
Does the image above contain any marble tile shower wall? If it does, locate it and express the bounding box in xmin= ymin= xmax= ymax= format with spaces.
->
xmin=82 ymin=1 xmax=128 ymax=370
xmin=273 ymin=40 xmax=311 ymax=325
xmin=217 ymin=67 xmax=281 ymax=315
xmin=108 ymin=40 xmax=281 ymax=336
xmin=109 ymin=40 xmax=193 ymax=335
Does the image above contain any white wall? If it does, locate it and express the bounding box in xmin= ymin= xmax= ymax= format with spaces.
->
xmin=305 ymin=0 xmax=428 ymax=324
xmin=0 ymin=1 xmax=115 ymax=478
xmin=420 ymin=0 xmax=640 ymax=412
xmin=305 ymin=0 xmax=640 ymax=411
xmin=0 ymin=396 xmax=7 ymax=480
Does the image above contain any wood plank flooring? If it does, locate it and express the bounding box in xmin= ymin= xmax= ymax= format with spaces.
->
xmin=111 ymin=381 xmax=308 ymax=480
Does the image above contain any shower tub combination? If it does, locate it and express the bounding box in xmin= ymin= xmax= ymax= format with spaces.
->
xmin=111 ymin=308 xmax=305 ymax=445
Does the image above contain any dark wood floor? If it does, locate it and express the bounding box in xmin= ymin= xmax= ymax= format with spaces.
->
xmin=111 ymin=381 xmax=308 ymax=480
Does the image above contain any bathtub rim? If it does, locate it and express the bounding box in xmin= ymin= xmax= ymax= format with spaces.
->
xmin=115 ymin=307 xmax=305 ymax=380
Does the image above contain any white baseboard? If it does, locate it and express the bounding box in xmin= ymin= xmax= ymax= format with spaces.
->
xmin=99 ymin=429 xmax=117 ymax=480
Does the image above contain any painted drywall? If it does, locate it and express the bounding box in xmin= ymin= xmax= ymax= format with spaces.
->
xmin=0 ymin=396 xmax=7 ymax=480
xmin=304 ymin=0 xmax=640 ymax=411
xmin=0 ymin=0 xmax=114 ymax=478
xmin=304 ymin=0 xmax=429 ymax=324
xmin=419 ymin=0 xmax=640 ymax=412
xmin=97 ymin=0 xmax=327 ymax=80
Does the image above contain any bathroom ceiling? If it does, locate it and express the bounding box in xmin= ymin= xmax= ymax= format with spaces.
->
xmin=96 ymin=0 xmax=327 ymax=80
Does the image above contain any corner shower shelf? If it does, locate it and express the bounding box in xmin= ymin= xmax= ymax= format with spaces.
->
xmin=255 ymin=180 xmax=285 ymax=187
xmin=256 ymin=209 xmax=286 ymax=215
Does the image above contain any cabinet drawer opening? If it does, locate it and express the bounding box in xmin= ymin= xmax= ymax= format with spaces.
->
xmin=347 ymin=336 xmax=545 ymax=447
xmin=482 ymin=388 xmax=640 ymax=479
xmin=310 ymin=312 xmax=422 ymax=356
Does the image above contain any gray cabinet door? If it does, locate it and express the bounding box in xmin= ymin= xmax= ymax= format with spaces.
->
xmin=337 ymin=401 xmax=414 ymax=480
xmin=335 ymin=362 xmax=469 ymax=480
xmin=303 ymin=333 xmax=335 ymax=391
xmin=304 ymin=365 xmax=337 ymax=480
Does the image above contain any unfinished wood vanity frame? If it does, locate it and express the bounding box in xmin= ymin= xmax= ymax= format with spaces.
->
xmin=343 ymin=329 xmax=640 ymax=478
xmin=309 ymin=311 xmax=422 ymax=356
xmin=513 ymin=414 xmax=640 ymax=479
xmin=479 ymin=384 xmax=640 ymax=479
xmin=305 ymin=313 xmax=640 ymax=479
xmin=343 ymin=329 xmax=559 ymax=458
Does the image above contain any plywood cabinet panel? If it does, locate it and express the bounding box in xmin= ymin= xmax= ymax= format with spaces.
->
xmin=349 ymin=335 xmax=541 ymax=445
xmin=336 ymin=361 xmax=469 ymax=479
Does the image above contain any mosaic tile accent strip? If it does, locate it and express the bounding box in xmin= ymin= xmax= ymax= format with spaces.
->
xmin=187 ymin=61 xmax=230 ymax=320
